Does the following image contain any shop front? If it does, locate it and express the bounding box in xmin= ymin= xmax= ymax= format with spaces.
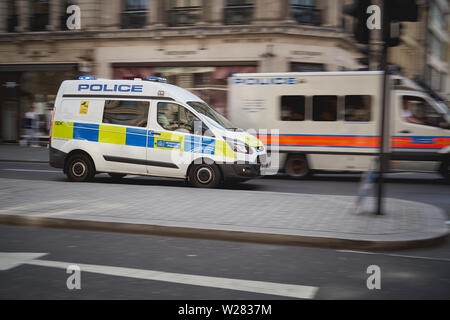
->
xmin=0 ymin=64 xmax=78 ymax=143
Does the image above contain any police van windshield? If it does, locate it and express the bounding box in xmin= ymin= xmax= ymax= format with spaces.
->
xmin=188 ymin=101 xmax=235 ymax=130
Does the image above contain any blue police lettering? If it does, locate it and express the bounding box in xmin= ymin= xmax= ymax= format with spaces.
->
xmin=77 ymin=84 xmax=144 ymax=92
xmin=90 ymin=84 xmax=102 ymax=91
xmin=131 ymin=85 xmax=143 ymax=92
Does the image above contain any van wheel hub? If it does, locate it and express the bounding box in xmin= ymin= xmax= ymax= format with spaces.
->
xmin=196 ymin=167 xmax=213 ymax=184
xmin=72 ymin=162 xmax=86 ymax=177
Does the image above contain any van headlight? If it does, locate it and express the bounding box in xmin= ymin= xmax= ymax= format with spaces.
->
xmin=225 ymin=139 xmax=251 ymax=154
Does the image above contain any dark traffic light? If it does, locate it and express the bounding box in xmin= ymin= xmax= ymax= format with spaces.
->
xmin=388 ymin=0 xmax=419 ymax=22
xmin=342 ymin=0 xmax=372 ymax=44
xmin=385 ymin=0 xmax=418 ymax=47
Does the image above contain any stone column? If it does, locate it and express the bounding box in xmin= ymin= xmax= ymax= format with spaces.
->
xmin=48 ymin=0 xmax=61 ymax=31
xmin=101 ymin=0 xmax=121 ymax=30
xmin=0 ymin=0 xmax=7 ymax=32
xmin=209 ymin=0 xmax=225 ymax=25
xmin=281 ymin=0 xmax=295 ymax=24
xmin=322 ymin=0 xmax=339 ymax=27
xmin=17 ymin=0 xmax=30 ymax=32
xmin=254 ymin=0 xmax=282 ymax=24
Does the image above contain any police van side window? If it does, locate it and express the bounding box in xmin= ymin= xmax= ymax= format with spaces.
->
xmin=280 ymin=96 xmax=305 ymax=121
xmin=312 ymin=96 xmax=338 ymax=121
xmin=157 ymin=102 xmax=199 ymax=134
xmin=102 ymin=100 xmax=149 ymax=127
xmin=344 ymin=95 xmax=372 ymax=122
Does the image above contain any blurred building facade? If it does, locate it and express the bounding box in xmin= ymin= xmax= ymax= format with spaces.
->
xmin=0 ymin=0 xmax=448 ymax=143
xmin=0 ymin=0 xmax=361 ymax=142
xmin=389 ymin=0 xmax=450 ymax=102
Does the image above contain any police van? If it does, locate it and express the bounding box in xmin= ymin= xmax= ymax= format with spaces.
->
xmin=50 ymin=76 xmax=267 ymax=187
xmin=229 ymin=72 xmax=450 ymax=180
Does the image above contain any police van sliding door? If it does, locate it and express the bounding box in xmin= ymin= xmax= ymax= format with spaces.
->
xmin=145 ymin=101 xmax=196 ymax=178
xmin=99 ymin=99 xmax=150 ymax=174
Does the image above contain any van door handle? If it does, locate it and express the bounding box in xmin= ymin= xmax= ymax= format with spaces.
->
xmin=149 ymin=131 xmax=161 ymax=136
xmin=399 ymin=130 xmax=411 ymax=134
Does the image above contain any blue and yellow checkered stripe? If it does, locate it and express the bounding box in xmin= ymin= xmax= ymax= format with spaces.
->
xmin=52 ymin=121 xmax=235 ymax=157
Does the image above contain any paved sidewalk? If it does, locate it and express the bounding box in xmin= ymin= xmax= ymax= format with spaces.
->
xmin=0 ymin=144 xmax=49 ymax=163
xmin=0 ymin=177 xmax=447 ymax=250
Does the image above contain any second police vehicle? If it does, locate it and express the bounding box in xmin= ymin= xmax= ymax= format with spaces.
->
xmin=229 ymin=72 xmax=450 ymax=180
xmin=50 ymin=76 xmax=268 ymax=188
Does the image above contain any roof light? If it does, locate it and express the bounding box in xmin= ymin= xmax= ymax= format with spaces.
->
xmin=78 ymin=76 xmax=97 ymax=80
xmin=146 ymin=76 xmax=167 ymax=83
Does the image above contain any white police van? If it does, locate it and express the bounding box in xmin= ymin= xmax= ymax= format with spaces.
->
xmin=50 ymin=76 xmax=267 ymax=187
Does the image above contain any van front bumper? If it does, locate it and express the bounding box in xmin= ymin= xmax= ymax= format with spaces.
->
xmin=49 ymin=147 xmax=66 ymax=169
xmin=218 ymin=162 xmax=261 ymax=181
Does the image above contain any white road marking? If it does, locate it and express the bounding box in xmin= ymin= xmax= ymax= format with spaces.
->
xmin=0 ymin=252 xmax=318 ymax=299
xmin=3 ymin=169 xmax=60 ymax=173
xmin=337 ymin=250 xmax=450 ymax=263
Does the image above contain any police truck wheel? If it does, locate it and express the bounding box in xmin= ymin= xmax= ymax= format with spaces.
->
xmin=440 ymin=158 xmax=450 ymax=183
xmin=285 ymin=154 xmax=310 ymax=179
xmin=66 ymin=153 xmax=95 ymax=182
xmin=109 ymin=173 xmax=127 ymax=180
xmin=189 ymin=164 xmax=221 ymax=188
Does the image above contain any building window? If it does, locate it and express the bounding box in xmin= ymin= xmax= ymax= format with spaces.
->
xmin=312 ymin=96 xmax=337 ymax=121
xmin=290 ymin=0 xmax=321 ymax=26
xmin=157 ymin=102 xmax=199 ymax=133
xmin=429 ymin=1 xmax=445 ymax=30
xmin=428 ymin=32 xmax=445 ymax=60
xmin=290 ymin=62 xmax=325 ymax=72
xmin=280 ymin=96 xmax=306 ymax=121
xmin=102 ymin=100 xmax=149 ymax=127
xmin=427 ymin=65 xmax=443 ymax=92
xmin=121 ymin=0 xmax=149 ymax=29
xmin=168 ymin=0 xmax=202 ymax=27
xmin=344 ymin=96 xmax=372 ymax=122
xmin=30 ymin=0 xmax=50 ymax=31
xmin=224 ymin=0 xmax=254 ymax=25
xmin=7 ymin=0 xmax=19 ymax=32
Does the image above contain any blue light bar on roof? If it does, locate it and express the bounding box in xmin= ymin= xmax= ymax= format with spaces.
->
xmin=146 ymin=76 xmax=167 ymax=83
xmin=78 ymin=76 xmax=97 ymax=80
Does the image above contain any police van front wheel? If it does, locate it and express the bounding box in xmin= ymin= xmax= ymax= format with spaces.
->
xmin=66 ymin=153 xmax=95 ymax=182
xmin=189 ymin=164 xmax=222 ymax=188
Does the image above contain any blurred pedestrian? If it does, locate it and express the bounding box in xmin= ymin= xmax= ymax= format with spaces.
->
xmin=24 ymin=107 xmax=39 ymax=147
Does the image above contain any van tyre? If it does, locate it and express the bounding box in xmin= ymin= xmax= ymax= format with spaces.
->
xmin=66 ymin=153 xmax=95 ymax=182
xmin=440 ymin=158 xmax=450 ymax=183
xmin=285 ymin=154 xmax=311 ymax=179
xmin=189 ymin=163 xmax=222 ymax=188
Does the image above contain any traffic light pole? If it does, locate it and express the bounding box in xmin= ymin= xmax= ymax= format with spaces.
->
xmin=376 ymin=0 xmax=391 ymax=215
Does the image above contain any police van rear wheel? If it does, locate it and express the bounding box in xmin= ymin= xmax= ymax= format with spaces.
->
xmin=189 ymin=164 xmax=221 ymax=188
xmin=440 ymin=158 xmax=450 ymax=183
xmin=66 ymin=153 xmax=95 ymax=182
xmin=285 ymin=154 xmax=311 ymax=179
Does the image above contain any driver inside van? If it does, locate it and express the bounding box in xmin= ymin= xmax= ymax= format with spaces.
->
xmin=402 ymin=98 xmax=423 ymax=124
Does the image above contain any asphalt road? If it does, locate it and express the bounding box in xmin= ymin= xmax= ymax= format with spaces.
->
xmin=0 ymin=161 xmax=449 ymax=300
